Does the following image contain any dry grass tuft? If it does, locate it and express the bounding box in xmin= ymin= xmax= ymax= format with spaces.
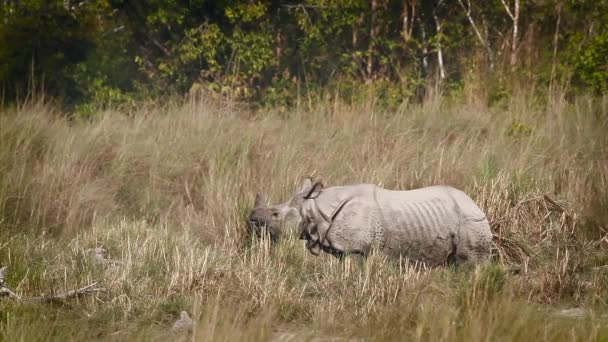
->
xmin=0 ymin=94 xmax=607 ymax=340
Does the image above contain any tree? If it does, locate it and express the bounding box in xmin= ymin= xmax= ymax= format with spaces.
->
xmin=500 ymin=0 xmax=520 ymax=68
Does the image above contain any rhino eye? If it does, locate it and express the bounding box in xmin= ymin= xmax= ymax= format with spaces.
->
xmin=271 ymin=212 xmax=279 ymax=218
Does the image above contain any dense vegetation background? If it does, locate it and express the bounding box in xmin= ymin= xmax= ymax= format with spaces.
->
xmin=1 ymin=0 xmax=607 ymax=110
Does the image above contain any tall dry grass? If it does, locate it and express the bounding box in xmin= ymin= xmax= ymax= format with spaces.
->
xmin=0 ymin=93 xmax=607 ymax=340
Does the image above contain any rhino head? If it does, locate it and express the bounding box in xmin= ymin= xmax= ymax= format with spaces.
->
xmin=248 ymin=177 xmax=314 ymax=240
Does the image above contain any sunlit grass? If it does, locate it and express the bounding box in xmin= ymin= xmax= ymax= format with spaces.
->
xmin=0 ymin=93 xmax=607 ymax=340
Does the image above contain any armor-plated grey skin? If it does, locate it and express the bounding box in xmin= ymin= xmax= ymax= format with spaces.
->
xmin=299 ymin=182 xmax=492 ymax=266
xmin=0 ymin=266 xmax=6 ymax=287
xmin=249 ymin=178 xmax=492 ymax=266
xmin=248 ymin=178 xmax=376 ymax=241
xmin=248 ymin=178 xmax=314 ymax=240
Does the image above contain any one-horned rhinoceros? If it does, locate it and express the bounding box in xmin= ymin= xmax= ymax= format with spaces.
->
xmin=248 ymin=178 xmax=315 ymax=240
xmin=248 ymin=178 xmax=373 ymax=241
xmin=249 ymin=178 xmax=492 ymax=266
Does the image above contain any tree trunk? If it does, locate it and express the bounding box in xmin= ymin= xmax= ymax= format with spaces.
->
xmin=458 ymin=0 xmax=494 ymax=69
xmin=433 ymin=10 xmax=445 ymax=80
xmin=402 ymin=0 xmax=410 ymax=42
xmin=511 ymin=0 xmax=519 ymax=67
xmin=501 ymin=0 xmax=520 ymax=68
xmin=367 ymin=0 xmax=378 ymax=83
xmin=549 ymin=2 xmax=562 ymax=93
xmin=417 ymin=14 xmax=429 ymax=78
xmin=276 ymin=31 xmax=282 ymax=68
xmin=402 ymin=0 xmax=416 ymax=44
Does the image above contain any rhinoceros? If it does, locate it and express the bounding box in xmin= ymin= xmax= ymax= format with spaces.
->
xmin=249 ymin=178 xmax=492 ymax=266
xmin=248 ymin=178 xmax=315 ymax=241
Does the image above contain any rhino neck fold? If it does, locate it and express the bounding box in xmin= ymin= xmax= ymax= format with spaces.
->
xmin=310 ymin=197 xmax=352 ymax=256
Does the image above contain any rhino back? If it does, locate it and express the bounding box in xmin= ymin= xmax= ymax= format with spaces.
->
xmin=313 ymin=184 xmax=376 ymax=219
xmin=373 ymin=187 xmax=460 ymax=264
xmin=303 ymin=184 xmax=491 ymax=265
xmin=380 ymin=186 xmax=491 ymax=264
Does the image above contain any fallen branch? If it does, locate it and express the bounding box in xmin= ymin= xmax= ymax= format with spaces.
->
xmin=25 ymin=281 xmax=102 ymax=304
xmin=0 ymin=266 xmax=102 ymax=304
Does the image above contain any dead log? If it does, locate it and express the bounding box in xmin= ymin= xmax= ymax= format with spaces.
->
xmin=0 ymin=266 xmax=102 ymax=304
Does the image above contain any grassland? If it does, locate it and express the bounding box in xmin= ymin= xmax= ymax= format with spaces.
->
xmin=1 ymin=92 xmax=607 ymax=341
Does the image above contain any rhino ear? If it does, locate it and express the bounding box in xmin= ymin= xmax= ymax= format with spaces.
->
xmin=304 ymin=182 xmax=323 ymax=199
xmin=298 ymin=177 xmax=313 ymax=194
xmin=254 ymin=193 xmax=267 ymax=208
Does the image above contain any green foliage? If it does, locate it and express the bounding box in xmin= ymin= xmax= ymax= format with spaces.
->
xmin=0 ymin=0 xmax=99 ymax=101
xmin=479 ymin=154 xmax=500 ymax=182
xmin=457 ymin=263 xmax=508 ymax=312
xmin=506 ymin=120 xmax=534 ymax=138
xmin=1 ymin=0 xmax=607 ymax=108
xmin=573 ymin=32 xmax=608 ymax=93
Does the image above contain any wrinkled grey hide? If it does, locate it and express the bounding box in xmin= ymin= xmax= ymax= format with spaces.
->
xmin=299 ymin=182 xmax=492 ymax=266
xmin=0 ymin=266 xmax=6 ymax=287
xmin=248 ymin=178 xmax=314 ymax=240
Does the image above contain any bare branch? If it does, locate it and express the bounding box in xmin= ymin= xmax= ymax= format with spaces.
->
xmin=457 ymin=0 xmax=495 ymax=68
xmin=28 ymin=282 xmax=102 ymax=304
xmin=457 ymin=0 xmax=485 ymax=45
xmin=500 ymin=0 xmax=515 ymax=20
xmin=148 ymin=34 xmax=171 ymax=56
xmin=0 ymin=266 xmax=102 ymax=304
